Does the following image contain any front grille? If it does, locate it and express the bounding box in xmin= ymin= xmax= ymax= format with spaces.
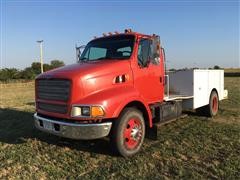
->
xmin=38 ymin=102 xmax=68 ymax=114
xmin=37 ymin=79 xmax=71 ymax=101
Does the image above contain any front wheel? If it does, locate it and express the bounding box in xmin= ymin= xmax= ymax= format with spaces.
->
xmin=110 ymin=108 xmax=145 ymax=157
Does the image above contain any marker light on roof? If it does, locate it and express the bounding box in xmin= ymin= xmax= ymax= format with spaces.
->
xmin=124 ymin=29 xmax=132 ymax=33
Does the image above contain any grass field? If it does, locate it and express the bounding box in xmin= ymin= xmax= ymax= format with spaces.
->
xmin=0 ymin=77 xmax=239 ymax=179
xmin=224 ymin=68 xmax=240 ymax=77
xmin=224 ymin=68 xmax=240 ymax=73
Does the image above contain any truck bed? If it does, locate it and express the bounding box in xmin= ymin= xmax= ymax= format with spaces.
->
xmin=164 ymin=69 xmax=227 ymax=110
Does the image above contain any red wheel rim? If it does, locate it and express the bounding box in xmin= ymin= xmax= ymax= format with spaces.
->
xmin=212 ymin=96 xmax=218 ymax=113
xmin=123 ymin=118 xmax=143 ymax=150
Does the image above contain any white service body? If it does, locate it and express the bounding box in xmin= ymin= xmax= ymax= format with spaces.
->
xmin=165 ymin=69 xmax=228 ymax=110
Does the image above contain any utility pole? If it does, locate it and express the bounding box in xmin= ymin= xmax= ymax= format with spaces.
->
xmin=37 ymin=40 xmax=44 ymax=73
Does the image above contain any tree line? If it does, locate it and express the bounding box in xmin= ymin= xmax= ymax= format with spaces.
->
xmin=0 ymin=62 xmax=228 ymax=82
xmin=0 ymin=60 xmax=65 ymax=82
xmin=169 ymin=65 xmax=221 ymax=71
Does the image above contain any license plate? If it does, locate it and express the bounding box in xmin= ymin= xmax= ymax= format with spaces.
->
xmin=43 ymin=121 xmax=53 ymax=131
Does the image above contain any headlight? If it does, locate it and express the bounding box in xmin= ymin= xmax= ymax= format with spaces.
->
xmin=71 ymin=106 xmax=81 ymax=117
xmin=82 ymin=106 xmax=90 ymax=116
xmin=71 ymin=105 xmax=105 ymax=118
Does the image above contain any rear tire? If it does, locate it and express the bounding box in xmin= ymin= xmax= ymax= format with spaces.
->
xmin=199 ymin=90 xmax=219 ymax=117
xmin=110 ymin=108 xmax=145 ymax=157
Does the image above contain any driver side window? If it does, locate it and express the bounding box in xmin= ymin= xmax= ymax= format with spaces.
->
xmin=137 ymin=39 xmax=152 ymax=68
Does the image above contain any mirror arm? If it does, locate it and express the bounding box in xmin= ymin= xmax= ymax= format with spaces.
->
xmin=76 ymin=45 xmax=86 ymax=62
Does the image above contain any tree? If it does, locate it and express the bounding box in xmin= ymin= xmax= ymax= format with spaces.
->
xmin=0 ymin=68 xmax=20 ymax=81
xmin=169 ymin=68 xmax=176 ymax=72
xmin=50 ymin=60 xmax=65 ymax=69
xmin=0 ymin=69 xmax=9 ymax=81
xmin=213 ymin=65 xmax=220 ymax=69
xmin=21 ymin=67 xmax=36 ymax=79
xmin=44 ymin=64 xmax=52 ymax=72
xmin=0 ymin=60 xmax=66 ymax=81
xmin=31 ymin=62 xmax=41 ymax=75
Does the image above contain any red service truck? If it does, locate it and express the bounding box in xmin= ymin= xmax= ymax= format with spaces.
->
xmin=34 ymin=29 xmax=228 ymax=157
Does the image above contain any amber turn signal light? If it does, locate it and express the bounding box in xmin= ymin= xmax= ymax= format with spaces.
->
xmin=91 ymin=106 xmax=105 ymax=118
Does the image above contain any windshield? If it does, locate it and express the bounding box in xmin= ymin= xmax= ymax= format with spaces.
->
xmin=79 ymin=35 xmax=135 ymax=61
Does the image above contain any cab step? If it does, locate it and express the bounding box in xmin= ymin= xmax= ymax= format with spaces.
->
xmin=146 ymin=114 xmax=188 ymax=140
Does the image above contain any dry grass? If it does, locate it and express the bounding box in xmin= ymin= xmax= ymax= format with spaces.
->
xmin=224 ymin=68 xmax=240 ymax=73
xmin=0 ymin=82 xmax=34 ymax=109
xmin=0 ymin=77 xmax=239 ymax=179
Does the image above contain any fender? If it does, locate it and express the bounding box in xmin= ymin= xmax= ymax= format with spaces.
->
xmin=112 ymin=96 xmax=153 ymax=127
xmin=72 ymin=85 xmax=153 ymax=127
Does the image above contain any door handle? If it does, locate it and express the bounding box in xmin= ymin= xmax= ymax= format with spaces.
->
xmin=160 ymin=76 xmax=162 ymax=83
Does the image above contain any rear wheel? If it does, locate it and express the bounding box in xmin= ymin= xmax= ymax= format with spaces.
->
xmin=196 ymin=91 xmax=219 ymax=117
xmin=208 ymin=91 xmax=219 ymax=117
xmin=110 ymin=108 xmax=145 ymax=157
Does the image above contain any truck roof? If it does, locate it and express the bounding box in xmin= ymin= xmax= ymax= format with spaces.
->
xmin=92 ymin=31 xmax=153 ymax=41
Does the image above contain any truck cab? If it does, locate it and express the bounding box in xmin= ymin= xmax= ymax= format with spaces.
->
xmin=34 ymin=29 xmax=227 ymax=157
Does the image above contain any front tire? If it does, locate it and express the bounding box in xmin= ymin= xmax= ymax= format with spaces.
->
xmin=110 ymin=108 xmax=145 ymax=157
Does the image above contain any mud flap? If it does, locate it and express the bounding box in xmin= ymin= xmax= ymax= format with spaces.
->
xmin=145 ymin=125 xmax=158 ymax=140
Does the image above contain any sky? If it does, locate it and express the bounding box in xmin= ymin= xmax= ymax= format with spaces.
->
xmin=0 ymin=0 xmax=239 ymax=69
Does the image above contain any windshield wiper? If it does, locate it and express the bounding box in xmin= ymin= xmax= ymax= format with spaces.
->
xmin=95 ymin=57 xmax=113 ymax=60
xmin=80 ymin=56 xmax=128 ymax=62
xmin=96 ymin=56 xmax=128 ymax=60
xmin=78 ymin=57 xmax=89 ymax=62
xmin=113 ymin=57 xmax=128 ymax=59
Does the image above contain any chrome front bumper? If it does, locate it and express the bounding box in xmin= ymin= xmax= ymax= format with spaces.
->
xmin=34 ymin=113 xmax=112 ymax=140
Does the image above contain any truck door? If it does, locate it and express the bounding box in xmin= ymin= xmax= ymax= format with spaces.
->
xmin=132 ymin=38 xmax=164 ymax=103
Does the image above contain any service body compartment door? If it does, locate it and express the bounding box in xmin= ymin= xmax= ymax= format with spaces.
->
xmin=193 ymin=71 xmax=209 ymax=108
xmin=193 ymin=69 xmax=224 ymax=109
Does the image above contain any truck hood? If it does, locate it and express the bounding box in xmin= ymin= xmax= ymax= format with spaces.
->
xmin=36 ymin=59 xmax=132 ymax=102
xmin=37 ymin=60 xmax=129 ymax=80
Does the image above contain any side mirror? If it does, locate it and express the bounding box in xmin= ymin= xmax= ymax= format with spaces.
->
xmin=76 ymin=45 xmax=86 ymax=62
xmin=152 ymin=48 xmax=160 ymax=65
xmin=152 ymin=56 xmax=160 ymax=65
xmin=152 ymin=36 xmax=160 ymax=65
